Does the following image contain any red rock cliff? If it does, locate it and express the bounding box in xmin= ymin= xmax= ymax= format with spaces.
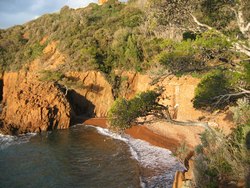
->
xmin=1 ymin=72 xmax=72 ymax=134
xmin=65 ymin=71 xmax=114 ymax=117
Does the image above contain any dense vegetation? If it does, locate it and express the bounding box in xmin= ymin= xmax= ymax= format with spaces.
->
xmin=0 ymin=0 xmax=147 ymax=73
xmin=194 ymin=98 xmax=250 ymax=187
xmin=1 ymin=0 xmax=249 ymax=76
xmin=0 ymin=0 xmax=250 ymax=186
xmin=194 ymin=61 xmax=250 ymax=109
xmin=108 ymin=90 xmax=160 ymax=130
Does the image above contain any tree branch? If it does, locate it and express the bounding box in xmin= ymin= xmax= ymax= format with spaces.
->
xmin=238 ymin=87 xmax=250 ymax=93
xmin=233 ymin=43 xmax=250 ymax=57
xmin=213 ymin=90 xmax=250 ymax=107
xmin=190 ymin=13 xmax=250 ymax=57
xmin=236 ymin=7 xmax=250 ymax=36
xmin=150 ymin=104 xmax=210 ymax=129
xmin=190 ymin=14 xmax=212 ymax=30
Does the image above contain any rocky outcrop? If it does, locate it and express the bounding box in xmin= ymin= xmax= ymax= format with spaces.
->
xmin=1 ymin=72 xmax=72 ymax=134
xmin=0 ymin=68 xmax=234 ymax=138
xmin=173 ymin=152 xmax=195 ymax=188
xmin=0 ymin=39 xmax=115 ymax=134
xmin=117 ymin=71 xmax=152 ymax=99
xmin=98 ymin=0 xmax=108 ymax=5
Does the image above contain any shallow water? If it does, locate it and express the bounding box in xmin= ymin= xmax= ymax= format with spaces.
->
xmin=0 ymin=125 xmax=183 ymax=188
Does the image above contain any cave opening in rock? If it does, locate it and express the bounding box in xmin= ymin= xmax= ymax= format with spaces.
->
xmin=66 ymin=89 xmax=95 ymax=120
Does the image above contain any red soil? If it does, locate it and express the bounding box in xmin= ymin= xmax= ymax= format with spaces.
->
xmin=83 ymin=118 xmax=180 ymax=152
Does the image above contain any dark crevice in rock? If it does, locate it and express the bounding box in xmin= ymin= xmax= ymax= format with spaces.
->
xmin=66 ymin=89 xmax=96 ymax=124
xmin=47 ymin=106 xmax=59 ymax=131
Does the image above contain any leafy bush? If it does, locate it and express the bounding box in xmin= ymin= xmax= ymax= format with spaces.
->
xmin=0 ymin=0 xmax=144 ymax=73
xmin=194 ymin=124 xmax=250 ymax=187
xmin=108 ymin=91 xmax=159 ymax=130
xmin=194 ymin=99 xmax=250 ymax=187
xmin=198 ymin=0 xmax=237 ymax=33
xmin=159 ymin=30 xmax=231 ymax=74
xmin=26 ymin=43 xmax=45 ymax=60
xmin=231 ymin=98 xmax=250 ymax=125
xmin=193 ymin=70 xmax=231 ymax=109
xmin=159 ymin=51 xmax=204 ymax=73
xmin=242 ymin=62 xmax=250 ymax=88
xmin=107 ymin=98 xmax=131 ymax=130
xmin=39 ymin=70 xmax=64 ymax=82
xmin=0 ymin=0 xmax=245 ymax=81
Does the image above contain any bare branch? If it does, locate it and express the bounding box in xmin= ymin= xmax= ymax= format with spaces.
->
xmin=213 ymin=91 xmax=250 ymax=107
xmin=149 ymin=104 xmax=210 ymax=129
xmin=232 ymin=43 xmax=250 ymax=57
xmin=226 ymin=3 xmax=250 ymax=38
xmin=190 ymin=14 xmax=212 ymax=30
xmin=238 ymin=87 xmax=250 ymax=93
xmin=190 ymin=13 xmax=250 ymax=57
xmin=236 ymin=8 xmax=250 ymax=36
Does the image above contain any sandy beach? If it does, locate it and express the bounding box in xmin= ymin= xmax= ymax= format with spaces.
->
xmin=83 ymin=118 xmax=181 ymax=152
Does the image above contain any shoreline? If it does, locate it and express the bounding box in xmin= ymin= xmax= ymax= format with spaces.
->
xmin=84 ymin=117 xmax=186 ymax=188
xmin=83 ymin=118 xmax=181 ymax=153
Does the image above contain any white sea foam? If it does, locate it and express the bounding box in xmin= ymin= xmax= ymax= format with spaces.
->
xmin=94 ymin=126 xmax=127 ymax=142
xmin=85 ymin=124 xmax=185 ymax=188
xmin=124 ymin=135 xmax=184 ymax=188
xmin=0 ymin=133 xmax=36 ymax=150
xmin=86 ymin=125 xmax=139 ymax=160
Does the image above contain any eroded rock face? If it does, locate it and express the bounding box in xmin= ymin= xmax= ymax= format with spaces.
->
xmin=117 ymin=71 xmax=152 ymax=99
xmin=1 ymin=72 xmax=72 ymax=134
xmin=0 ymin=67 xmax=233 ymax=137
xmin=66 ymin=71 xmax=114 ymax=117
xmin=157 ymin=76 xmax=203 ymax=121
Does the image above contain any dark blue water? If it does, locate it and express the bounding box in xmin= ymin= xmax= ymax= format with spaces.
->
xmin=0 ymin=125 xmax=183 ymax=188
xmin=0 ymin=126 xmax=140 ymax=188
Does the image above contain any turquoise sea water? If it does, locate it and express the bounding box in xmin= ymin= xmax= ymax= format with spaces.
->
xmin=0 ymin=125 xmax=183 ymax=188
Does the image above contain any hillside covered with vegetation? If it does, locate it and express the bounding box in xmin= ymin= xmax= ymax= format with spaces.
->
xmin=0 ymin=0 xmax=250 ymax=187
xmin=0 ymin=0 xmax=249 ymax=102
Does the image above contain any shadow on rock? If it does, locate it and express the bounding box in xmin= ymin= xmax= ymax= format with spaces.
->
xmin=67 ymin=89 xmax=96 ymax=124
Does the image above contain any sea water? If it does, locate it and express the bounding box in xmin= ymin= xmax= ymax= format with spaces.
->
xmin=0 ymin=125 xmax=184 ymax=188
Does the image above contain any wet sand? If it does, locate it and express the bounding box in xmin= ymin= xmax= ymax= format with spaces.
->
xmin=83 ymin=118 xmax=180 ymax=152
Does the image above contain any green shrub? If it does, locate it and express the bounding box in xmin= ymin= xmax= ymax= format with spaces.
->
xmin=39 ymin=70 xmax=64 ymax=82
xmin=231 ymin=98 xmax=250 ymax=125
xmin=242 ymin=62 xmax=250 ymax=87
xmin=108 ymin=91 xmax=159 ymax=130
xmin=193 ymin=70 xmax=230 ymax=109
xmin=108 ymin=98 xmax=131 ymax=130
xmin=159 ymin=30 xmax=232 ymax=74
xmin=194 ymin=99 xmax=250 ymax=187
xmin=29 ymin=43 xmax=45 ymax=60
xmin=194 ymin=124 xmax=250 ymax=187
xmin=0 ymin=0 xmax=245 ymax=77
xmin=159 ymin=51 xmax=204 ymax=73
xmin=0 ymin=0 xmax=144 ymax=73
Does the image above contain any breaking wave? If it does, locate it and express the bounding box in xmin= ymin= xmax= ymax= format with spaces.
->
xmin=87 ymin=125 xmax=184 ymax=188
xmin=0 ymin=133 xmax=36 ymax=150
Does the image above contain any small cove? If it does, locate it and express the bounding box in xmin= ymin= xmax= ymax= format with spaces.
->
xmin=0 ymin=125 xmax=183 ymax=188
